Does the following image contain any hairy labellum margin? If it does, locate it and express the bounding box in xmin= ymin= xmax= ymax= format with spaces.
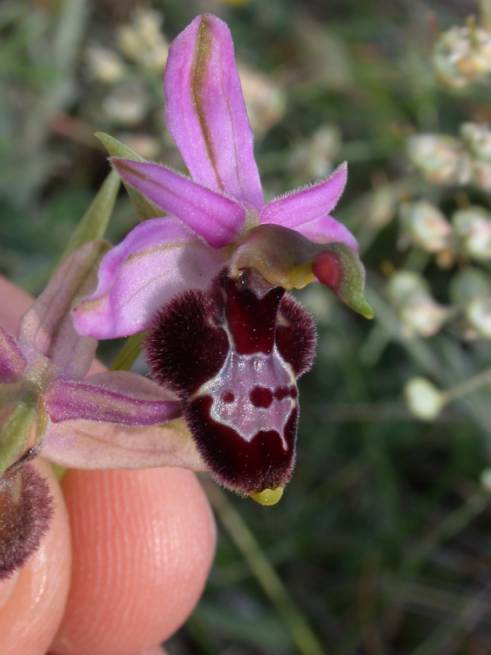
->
xmin=0 ymin=464 xmax=53 ymax=579
xmin=146 ymin=268 xmax=316 ymax=494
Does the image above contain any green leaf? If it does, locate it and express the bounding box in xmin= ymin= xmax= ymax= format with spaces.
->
xmin=63 ymin=170 xmax=120 ymax=258
xmin=96 ymin=132 xmax=162 ymax=220
xmin=96 ymin=132 xmax=145 ymax=161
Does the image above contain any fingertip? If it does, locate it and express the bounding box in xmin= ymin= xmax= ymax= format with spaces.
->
xmin=52 ymin=468 xmax=215 ymax=655
xmin=141 ymin=647 xmax=166 ymax=655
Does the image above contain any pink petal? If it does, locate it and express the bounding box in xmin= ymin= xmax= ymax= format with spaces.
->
xmin=112 ymin=158 xmax=246 ymax=248
xmin=0 ymin=327 xmax=26 ymax=383
xmin=44 ymin=371 xmax=181 ymax=425
xmin=18 ymin=242 xmax=106 ymax=379
xmin=41 ymin=418 xmax=205 ymax=472
xmin=289 ymin=215 xmax=358 ymax=250
xmin=164 ymin=14 xmax=263 ymax=208
xmin=72 ymin=217 xmax=226 ymax=339
xmin=260 ymin=164 xmax=356 ymax=249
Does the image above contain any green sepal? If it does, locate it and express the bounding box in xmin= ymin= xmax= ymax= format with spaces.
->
xmin=63 ymin=170 xmax=120 ymax=259
xmin=313 ymin=244 xmax=374 ymax=319
xmin=96 ymin=132 xmax=162 ymax=221
xmin=0 ymin=400 xmax=38 ymax=476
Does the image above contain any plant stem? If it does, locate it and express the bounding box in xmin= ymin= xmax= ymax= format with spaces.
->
xmin=444 ymin=368 xmax=491 ymax=403
xmin=205 ymin=482 xmax=326 ymax=655
xmin=480 ymin=0 xmax=491 ymax=29
xmin=0 ymin=382 xmax=25 ymax=404
xmin=110 ymin=333 xmax=146 ymax=371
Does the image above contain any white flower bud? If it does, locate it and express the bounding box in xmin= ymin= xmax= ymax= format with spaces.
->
xmin=450 ymin=268 xmax=491 ymax=306
xmin=407 ymin=134 xmax=471 ymax=186
xmin=117 ymin=9 xmax=169 ymax=72
xmin=466 ymin=297 xmax=491 ymax=338
xmin=405 ymin=377 xmax=445 ymax=420
xmin=400 ymin=295 xmax=449 ymax=337
xmin=453 ymin=206 xmax=491 ymax=260
xmin=102 ymin=82 xmax=148 ymax=126
xmin=86 ymin=46 xmax=126 ymax=84
xmin=461 ymin=122 xmax=491 ymax=162
xmin=386 ymin=271 xmax=428 ymax=308
xmin=400 ymin=201 xmax=451 ymax=252
xmin=135 ymin=8 xmax=164 ymax=45
xmin=387 ymin=273 xmax=448 ymax=337
xmin=470 ymin=159 xmax=491 ymax=192
xmin=366 ymin=186 xmax=396 ymax=229
xmin=433 ymin=25 xmax=491 ymax=89
xmin=117 ymin=25 xmax=140 ymax=62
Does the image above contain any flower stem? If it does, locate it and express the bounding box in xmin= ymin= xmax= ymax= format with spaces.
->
xmin=205 ymin=482 xmax=325 ymax=655
xmin=443 ymin=368 xmax=491 ymax=403
xmin=480 ymin=0 xmax=491 ymax=29
xmin=0 ymin=382 xmax=26 ymax=404
xmin=110 ymin=333 xmax=146 ymax=371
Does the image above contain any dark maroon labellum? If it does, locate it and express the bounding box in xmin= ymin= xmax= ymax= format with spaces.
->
xmin=146 ymin=269 xmax=316 ymax=494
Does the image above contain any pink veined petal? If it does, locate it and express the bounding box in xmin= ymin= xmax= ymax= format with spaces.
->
xmin=112 ymin=158 xmax=246 ymax=248
xmin=260 ymin=163 xmax=355 ymax=246
xmin=164 ymin=14 xmax=264 ymax=208
xmin=0 ymin=327 xmax=26 ymax=383
xmin=290 ymin=215 xmax=358 ymax=250
xmin=17 ymin=242 xmax=106 ymax=379
xmin=41 ymin=418 xmax=206 ymax=472
xmin=44 ymin=371 xmax=182 ymax=425
xmin=72 ymin=217 xmax=226 ymax=339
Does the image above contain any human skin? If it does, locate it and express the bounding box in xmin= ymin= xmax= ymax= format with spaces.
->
xmin=0 ymin=276 xmax=216 ymax=655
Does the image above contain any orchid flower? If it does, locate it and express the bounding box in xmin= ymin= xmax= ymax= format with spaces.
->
xmin=0 ymin=241 xmax=204 ymax=576
xmin=73 ymin=14 xmax=372 ymax=503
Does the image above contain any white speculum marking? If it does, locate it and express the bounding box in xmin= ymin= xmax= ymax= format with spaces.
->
xmin=195 ymin=346 xmax=297 ymax=450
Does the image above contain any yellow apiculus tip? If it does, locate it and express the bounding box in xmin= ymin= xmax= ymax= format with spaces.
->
xmin=249 ymin=486 xmax=284 ymax=506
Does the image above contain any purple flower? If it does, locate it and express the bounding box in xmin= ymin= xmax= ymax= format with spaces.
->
xmin=0 ymin=242 xmax=204 ymax=576
xmin=73 ymin=14 xmax=372 ymax=501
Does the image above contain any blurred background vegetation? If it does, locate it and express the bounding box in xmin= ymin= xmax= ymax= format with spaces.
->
xmin=3 ymin=0 xmax=491 ymax=653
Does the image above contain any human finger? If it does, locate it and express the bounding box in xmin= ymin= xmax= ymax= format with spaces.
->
xmin=50 ymin=467 xmax=215 ymax=655
xmin=0 ymin=460 xmax=71 ymax=655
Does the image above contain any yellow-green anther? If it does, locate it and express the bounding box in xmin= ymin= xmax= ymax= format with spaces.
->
xmin=250 ymin=486 xmax=284 ymax=506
